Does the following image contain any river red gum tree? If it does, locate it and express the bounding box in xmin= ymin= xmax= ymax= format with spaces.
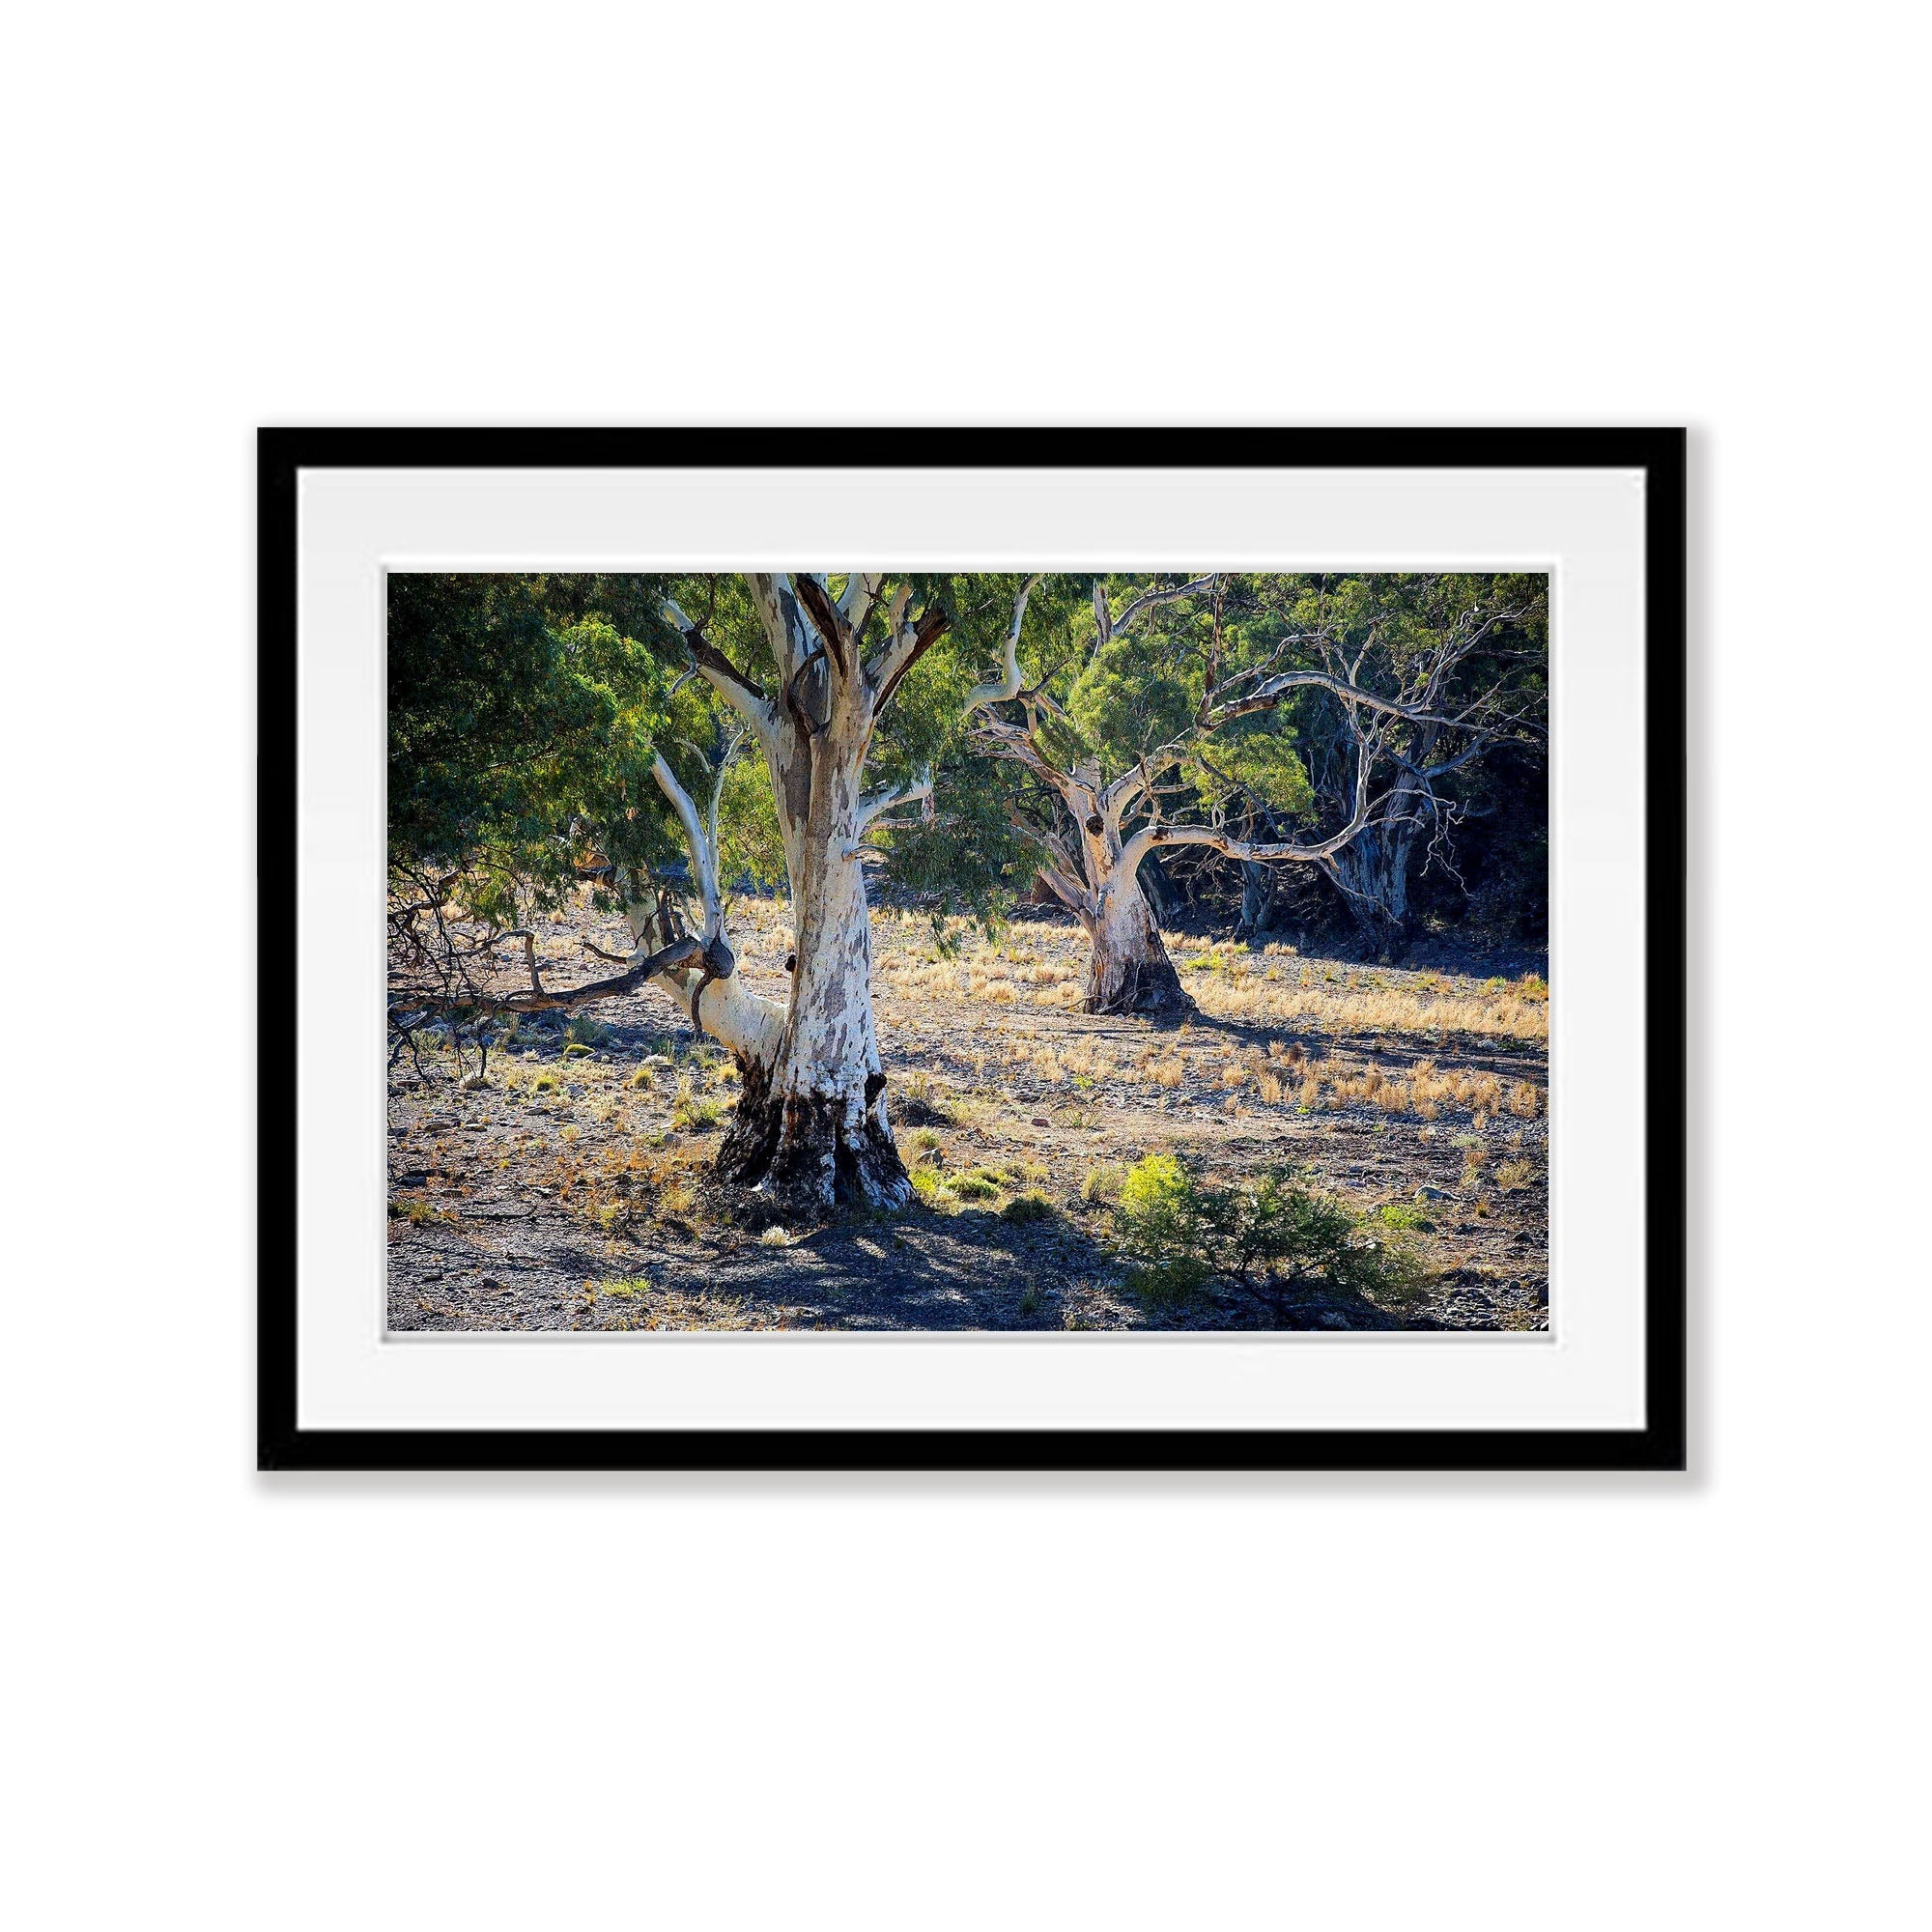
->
xmin=966 ymin=576 xmax=1486 ymax=1015
xmin=638 ymin=574 xmax=949 ymax=1210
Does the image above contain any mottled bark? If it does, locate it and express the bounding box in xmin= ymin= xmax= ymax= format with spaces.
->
xmin=1321 ymin=816 xmax=1419 ymax=944
xmin=719 ymin=707 xmax=909 ymax=1211
xmin=670 ymin=576 xmax=919 ymax=1214
xmin=1021 ymin=781 xmax=1196 ymax=1018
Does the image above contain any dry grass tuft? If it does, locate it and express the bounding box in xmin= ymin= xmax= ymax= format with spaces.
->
xmin=1192 ymin=969 xmax=1549 ymax=1043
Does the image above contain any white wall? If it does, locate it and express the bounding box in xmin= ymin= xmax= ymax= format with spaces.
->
xmin=4 ymin=5 xmax=1924 ymax=1927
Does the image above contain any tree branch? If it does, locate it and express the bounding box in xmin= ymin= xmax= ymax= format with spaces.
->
xmin=389 ymin=932 xmax=709 ymax=1022
xmin=867 ymin=600 xmax=951 ymax=714
xmin=839 ymin=572 xmax=886 ymax=637
xmin=790 ymin=572 xmax=852 ymax=675
xmin=650 ymin=753 xmax=724 ymax=945
xmin=964 ymin=574 xmax=1044 ymax=712
xmin=854 ymin=766 xmax=933 ymax=836
xmin=664 ymin=600 xmax=783 ymax=753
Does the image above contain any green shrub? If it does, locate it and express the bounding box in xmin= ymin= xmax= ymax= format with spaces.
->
xmin=1111 ymin=1153 xmax=1431 ymax=1309
xmin=671 ymin=1078 xmax=724 ymax=1132
xmin=566 ymin=1018 xmax=611 ymax=1047
xmin=1000 ymin=1191 xmax=1053 ymax=1225
xmin=587 ymin=1275 xmax=649 ymax=1298
xmin=909 ymin=1165 xmax=955 ymax=1207
xmin=1117 ymin=1153 xmax=1198 ymax=1254
xmin=1376 ymin=1201 xmax=1431 ymax=1232
xmin=562 ymin=1041 xmax=593 ymax=1058
xmin=950 ymin=1172 xmax=1000 ymax=1202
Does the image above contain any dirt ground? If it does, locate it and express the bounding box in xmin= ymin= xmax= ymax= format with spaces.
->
xmin=387 ymin=893 xmax=1549 ymax=1333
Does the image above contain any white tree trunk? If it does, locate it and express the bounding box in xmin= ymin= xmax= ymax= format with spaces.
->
xmin=1080 ymin=871 xmax=1191 ymax=1016
xmin=713 ymin=682 xmax=909 ymax=1211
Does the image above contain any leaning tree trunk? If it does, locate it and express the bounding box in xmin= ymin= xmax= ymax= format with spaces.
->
xmin=1082 ymin=877 xmax=1192 ymax=1017
xmin=1321 ymin=817 xmax=1418 ymax=951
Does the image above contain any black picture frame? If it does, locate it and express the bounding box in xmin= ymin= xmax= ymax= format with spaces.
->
xmin=259 ymin=427 xmax=1686 ymax=1473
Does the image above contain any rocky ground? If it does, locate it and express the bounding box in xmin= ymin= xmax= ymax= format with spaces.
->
xmin=388 ymin=894 xmax=1549 ymax=1333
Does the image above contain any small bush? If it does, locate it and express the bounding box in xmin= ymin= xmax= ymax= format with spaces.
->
xmin=530 ymin=1072 xmax=558 ymax=1093
xmin=1112 ymin=1154 xmax=1431 ymax=1309
xmin=566 ymin=1018 xmax=611 ymax=1048
xmin=562 ymin=1041 xmax=594 ymax=1059
xmin=388 ymin=1193 xmax=453 ymax=1226
xmin=950 ymin=1172 xmax=1001 ymax=1202
xmin=1494 ymin=1158 xmax=1535 ymax=1192
xmin=909 ymin=1165 xmax=954 ymax=1207
xmin=1000 ymin=1191 xmax=1053 ymax=1225
xmin=1376 ymin=1201 xmax=1431 ymax=1232
xmin=671 ymin=1078 xmax=724 ymax=1132
xmin=1118 ymin=1153 xmax=1196 ymax=1254
xmin=1081 ymin=1163 xmax=1125 ymax=1206
xmin=588 ymin=1275 xmax=649 ymax=1298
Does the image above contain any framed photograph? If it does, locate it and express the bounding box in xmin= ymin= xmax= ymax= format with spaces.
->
xmin=260 ymin=427 xmax=1684 ymax=1470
